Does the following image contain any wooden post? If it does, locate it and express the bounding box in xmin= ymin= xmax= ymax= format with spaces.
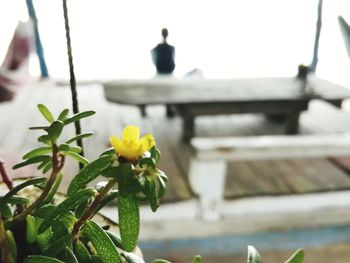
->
xmin=285 ymin=112 xmax=301 ymax=134
xmin=25 ymin=0 xmax=49 ymax=78
xmin=189 ymin=159 xmax=227 ymax=220
xmin=310 ymin=0 xmax=323 ymax=72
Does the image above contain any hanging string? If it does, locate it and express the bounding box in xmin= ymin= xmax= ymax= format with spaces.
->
xmin=62 ymin=0 xmax=84 ymax=169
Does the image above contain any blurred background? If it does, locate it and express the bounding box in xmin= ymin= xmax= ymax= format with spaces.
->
xmin=1 ymin=0 xmax=350 ymax=85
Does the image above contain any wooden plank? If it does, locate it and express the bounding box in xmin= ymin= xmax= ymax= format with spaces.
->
xmin=192 ymin=134 xmax=350 ymax=161
xmin=286 ymin=159 xmax=340 ymax=192
xmin=249 ymin=160 xmax=292 ymax=194
xmin=225 ymin=161 xmax=263 ymax=198
xmin=303 ymin=159 xmax=350 ymax=189
xmin=104 ymin=76 xmax=350 ymax=105
xmin=146 ymin=114 xmax=193 ymax=202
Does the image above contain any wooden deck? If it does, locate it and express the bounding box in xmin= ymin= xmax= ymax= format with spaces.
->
xmin=1 ymin=81 xmax=350 ymax=203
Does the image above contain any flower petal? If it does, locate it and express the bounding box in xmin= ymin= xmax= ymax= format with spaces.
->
xmin=110 ymin=136 xmax=123 ymax=152
xmin=140 ymin=134 xmax=155 ymax=153
xmin=122 ymin=125 xmax=140 ymax=141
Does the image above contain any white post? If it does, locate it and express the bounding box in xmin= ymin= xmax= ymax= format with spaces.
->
xmin=189 ymin=158 xmax=227 ymax=220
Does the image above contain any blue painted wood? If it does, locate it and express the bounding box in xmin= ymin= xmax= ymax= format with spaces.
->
xmin=139 ymin=224 xmax=350 ymax=255
xmin=26 ymin=0 xmax=49 ymax=78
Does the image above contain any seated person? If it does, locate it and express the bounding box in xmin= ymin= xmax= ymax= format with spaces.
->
xmin=148 ymin=28 xmax=176 ymax=117
xmin=151 ymin=28 xmax=175 ymax=74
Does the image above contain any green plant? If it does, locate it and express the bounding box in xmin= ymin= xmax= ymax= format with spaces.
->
xmin=0 ymin=104 xmax=304 ymax=263
xmin=246 ymin=246 xmax=304 ymax=263
xmin=0 ymin=104 xmax=169 ymax=262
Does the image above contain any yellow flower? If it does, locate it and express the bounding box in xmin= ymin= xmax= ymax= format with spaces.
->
xmin=110 ymin=125 xmax=155 ymax=161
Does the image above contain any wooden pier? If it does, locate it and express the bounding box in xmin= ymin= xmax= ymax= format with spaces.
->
xmin=1 ymin=81 xmax=350 ymax=203
xmin=2 ymin=81 xmax=350 ymax=262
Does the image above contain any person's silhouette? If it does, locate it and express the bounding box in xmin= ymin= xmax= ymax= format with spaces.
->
xmin=148 ymin=28 xmax=176 ymax=118
xmin=151 ymin=28 xmax=175 ymax=74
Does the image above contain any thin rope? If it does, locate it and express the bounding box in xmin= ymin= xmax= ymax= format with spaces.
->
xmin=62 ymin=0 xmax=85 ymax=169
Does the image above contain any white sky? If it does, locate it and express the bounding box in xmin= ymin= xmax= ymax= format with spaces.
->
xmin=1 ymin=0 xmax=350 ymax=86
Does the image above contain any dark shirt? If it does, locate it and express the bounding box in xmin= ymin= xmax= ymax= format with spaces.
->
xmin=151 ymin=43 xmax=175 ymax=74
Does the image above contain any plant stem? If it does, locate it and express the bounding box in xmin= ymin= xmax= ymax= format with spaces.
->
xmin=72 ymin=179 xmax=117 ymax=239
xmin=0 ymin=160 xmax=13 ymax=190
xmin=12 ymin=144 xmax=64 ymax=223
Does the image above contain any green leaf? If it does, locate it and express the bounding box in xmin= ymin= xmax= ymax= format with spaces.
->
xmin=23 ymin=147 xmax=52 ymax=159
xmin=0 ymin=221 xmax=15 ymax=263
xmin=5 ymin=230 xmax=17 ymax=263
xmin=157 ymin=173 xmax=167 ymax=199
xmin=36 ymin=222 xmax=53 ymax=251
xmin=144 ymin=177 xmax=159 ymax=212
xmin=100 ymin=166 xmax=120 ymax=178
xmin=93 ymin=190 xmax=118 ymax=216
xmin=118 ymin=195 xmax=140 ymax=252
xmin=38 ymin=104 xmax=55 ymax=123
xmin=54 ymin=211 xmax=76 ymax=232
xmin=117 ymin=164 xmax=134 ymax=195
xmin=38 ymin=188 xmax=97 ymax=234
xmin=58 ymin=247 xmax=78 ymax=263
xmin=90 ymin=255 xmax=104 ymax=263
xmin=139 ymin=158 xmax=155 ymax=169
xmin=47 ymin=120 xmax=64 ymax=142
xmin=57 ymin=143 xmax=70 ymax=152
xmin=150 ymin=183 xmax=159 ymax=212
xmin=64 ymin=111 xmax=96 ymax=125
xmin=67 ymin=155 xmax=113 ymax=196
xmin=37 ymin=159 xmax=51 ymax=170
xmin=65 ymin=132 xmax=94 ymax=144
xmin=26 ymin=215 xmax=38 ymax=244
xmin=34 ymin=204 xmax=56 ymax=218
xmin=43 ymin=233 xmax=71 ymax=257
xmin=74 ymin=239 xmax=92 ymax=262
xmin=106 ymin=231 xmax=124 ymax=249
xmin=247 ymin=245 xmax=262 ymax=263
xmin=284 ymin=249 xmax=304 ymax=263
xmin=152 ymin=260 xmax=172 ymax=263
xmin=29 ymin=125 xmax=50 ymax=130
xmin=13 ymin=155 xmax=51 ymax=169
xmin=7 ymin=195 xmax=29 ymax=205
xmin=42 ymin=162 xmax=53 ymax=174
xmin=150 ymin=146 xmax=161 ymax=164
xmin=38 ymin=135 xmax=52 ymax=145
xmin=41 ymin=173 xmax=63 ymax=205
xmin=61 ymin=151 xmax=89 ymax=165
xmin=121 ymin=251 xmax=145 ymax=263
xmin=24 ymin=255 xmax=64 ymax=263
xmin=3 ymin=177 xmax=47 ymax=202
xmin=74 ymin=199 xmax=90 ymax=218
xmin=81 ymin=220 xmax=123 ymax=263
xmin=192 ymin=255 xmax=202 ymax=263
xmin=50 ymin=220 xmax=70 ymax=241
xmin=57 ymin=108 xmax=69 ymax=121
xmin=99 ymin=147 xmax=115 ymax=157
xmin=68 ymin=146 xmax=82 ymax=153
xmin=0 ymin=203 xmax=13 ymax=218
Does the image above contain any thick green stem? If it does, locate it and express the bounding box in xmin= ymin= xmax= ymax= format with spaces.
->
xmin=72 ymin=179 xmax=117 ymax=239
xmin=12 ymin=144 xmax=64 ymax=223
